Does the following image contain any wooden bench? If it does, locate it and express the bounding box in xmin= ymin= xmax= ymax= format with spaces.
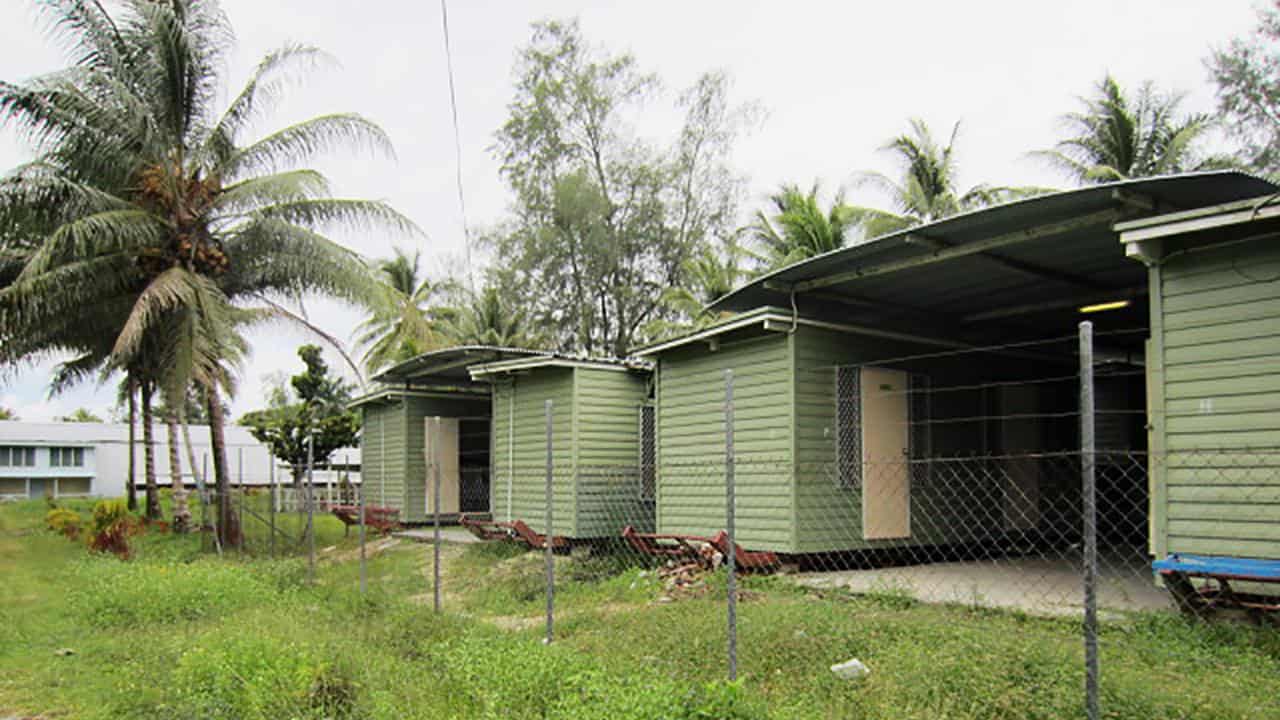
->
xmin=1153 ymin=553 xmax=1280 ymax=615
xmin=330 ymin=505 xmax=400 ymax=535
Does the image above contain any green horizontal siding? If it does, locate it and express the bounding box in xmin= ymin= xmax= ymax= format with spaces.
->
xmin=575 ymin=368 xmax=652 ymax=535
xmin=490 ymin=369 xmax=576 ymax=536
xmin=657 ymin=334 xmax=794 ymax=551
xmin=1152 ymin=237 xmax=1280 ymax=561
xmin=360 ymin=400 xmax=406 ymax=514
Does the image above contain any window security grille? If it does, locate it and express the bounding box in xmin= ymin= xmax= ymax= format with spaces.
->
xmin=638 ymin=404 xmax=656 ymax=501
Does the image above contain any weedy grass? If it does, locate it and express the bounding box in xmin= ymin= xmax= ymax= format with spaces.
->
xmin=1 ymin=499 xmax=1278 ymax=720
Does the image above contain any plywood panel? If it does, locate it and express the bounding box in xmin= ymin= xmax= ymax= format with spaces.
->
xmin=424 ymin=417 xmax=460 ymax=515
xmin=861 ymin=366 xmax=910 ymax=540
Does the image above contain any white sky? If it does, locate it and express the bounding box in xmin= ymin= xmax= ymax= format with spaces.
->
xmin=0 ymin=0 xmax=1261 ymax=420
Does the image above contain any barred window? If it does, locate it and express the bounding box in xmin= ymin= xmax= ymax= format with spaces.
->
xmin=0 ymin=446 xmax=36 ymax=467
xmin=638 ymin=404 xmax=656 ymax=501
xmin=835 ymin=366 xmax=861 ymax=489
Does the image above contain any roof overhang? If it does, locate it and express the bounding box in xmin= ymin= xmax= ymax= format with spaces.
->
xmin=370 ymin=345 xmax=552 ymax=386
xmin=469 ymin=354 xmax=653 ymax=379
xmin=1118 ymin=194 xmax=1280 ymax=265
xmin=704 ymin=172 xmax=1277 ymax=344
xmin=632 ymin=305 xmax=974 ymax=357
xmin=347 ymin=385 xmax=490 ymax=410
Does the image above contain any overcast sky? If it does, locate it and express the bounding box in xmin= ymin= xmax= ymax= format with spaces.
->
xmin=0 ymin=0 xmax=1261 ymax=421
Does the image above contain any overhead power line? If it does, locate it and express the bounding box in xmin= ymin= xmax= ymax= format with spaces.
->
xmin=439 ymin=0 xmax=474 ymax=291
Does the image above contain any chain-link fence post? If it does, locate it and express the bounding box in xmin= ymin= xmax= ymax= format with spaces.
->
xmin=306 ymin=434 xmax=316 ymax=584
xmin=1079 ymin=320 xmax=1099 ymax=720
xmin=269 ymin=458 xmax=277 ymax=558
xmin=237 ymin=447 xmax=245 ymax=556
xmin=432 ymin=416 xmax=442 ymax=614
xmin=724 ymin=368 xmax=738 ymax=682
xmin=545 ymin=398 xmax=555 ymax=645
xmin=359 ymin=480 xmax=367 ymax=596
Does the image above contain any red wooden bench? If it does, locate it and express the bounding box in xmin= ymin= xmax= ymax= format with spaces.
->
xmin=330 ymin=505 xmax=400 ymax=535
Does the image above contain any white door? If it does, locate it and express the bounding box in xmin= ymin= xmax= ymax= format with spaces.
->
xmin=424 ymin=417 xmax=461 ymax=515
xmin=861 ymin=367 xmax=911 ymax=540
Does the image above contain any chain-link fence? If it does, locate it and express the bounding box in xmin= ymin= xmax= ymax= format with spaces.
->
xmin=411 ymin=321 xmax=1278 ymax=718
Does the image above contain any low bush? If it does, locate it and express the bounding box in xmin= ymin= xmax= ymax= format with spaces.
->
xmin=45 ymin=506 xmax=82 ymax=539
xmin=173 ymin=634 xmax=358 ymax=719
xmin=87 ymin=499 xmax=138 ymax=558
xmin=68 ymin=559 xmax=278 ymax=627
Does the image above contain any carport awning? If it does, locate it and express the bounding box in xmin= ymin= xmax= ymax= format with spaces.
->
xmin=709 ymin=172 xmax=1277 ymax=344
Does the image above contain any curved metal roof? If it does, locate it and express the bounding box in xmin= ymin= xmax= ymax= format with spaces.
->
xmin=706 ymin=172 xmax=1276 ymax=340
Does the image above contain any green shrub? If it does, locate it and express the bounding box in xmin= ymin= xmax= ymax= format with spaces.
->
xmin=45 ymin=507 xmax=82 ymax=539
xmin=173 ymin=634 xmax=357 ymax=719
xmin=87 ymin=499 xmax=136 ymax=557
xmin=68 ymin=559 xmax=278 ymax=626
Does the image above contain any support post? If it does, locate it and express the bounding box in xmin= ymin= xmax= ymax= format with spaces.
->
xmin=432 ymin=417 xmax=442 ymax=613
xmin=1079 ymin=321 xmax=1099 ymax=720
xmin=544 ymin=399 xmax=554 ymax=645
xmin=724 ymin=369 xmax=737 ymax=682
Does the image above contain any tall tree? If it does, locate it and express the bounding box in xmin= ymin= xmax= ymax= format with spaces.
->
xmin=0 ymin=1 xmax=412 ymax=546
xmin=750 ymin=184 xmax=856 ymax=270
xmin=848 ymin=119 xmax=1044 ymax=239
xmin=1034 ymin=75 xmax=1222 ymax=184
xmin=240 ymin=345 xmax=359 ymax=487
xmin=490 ymin=20 xmax=752 ymax=356
xmin=1209 ymin=2 xmax=1280 ymax=177
xmin=356 ymin=247 xmax=453 ymax=372
xmin=443 ymin=284 xmax=544 ymax=349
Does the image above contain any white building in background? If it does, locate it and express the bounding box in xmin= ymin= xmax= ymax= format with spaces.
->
xmin=0 ymin=420 xmax=360 ymax=500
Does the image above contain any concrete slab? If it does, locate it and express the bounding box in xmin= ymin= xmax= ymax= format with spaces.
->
xmin=394 ymin=527 xmax=481 ymax=544
xmin=794 ymin=553 xmax=1172 ymax=617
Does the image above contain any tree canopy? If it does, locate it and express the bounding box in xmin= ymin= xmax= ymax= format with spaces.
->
xmin=1210 ymin=1 xmax=1280 ymax=177
xmin=487 ymin=19 xmax=754 ymax=356
xmin=1034 ymin=75 xmax=1222 ymax=184
xmin=239 ymin=345 xmax=358 ymax=485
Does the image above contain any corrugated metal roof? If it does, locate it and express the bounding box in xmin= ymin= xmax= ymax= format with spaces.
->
xmin=706 ymin=172 xmax=1277 ymax=341
xmin=469 ymin=353 xmax=653 ymax=378
xmin=370 ymin=345 xmax=552 ymax=384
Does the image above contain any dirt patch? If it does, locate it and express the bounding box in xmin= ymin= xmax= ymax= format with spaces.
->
xmin=326 ymin=537 xmax=401 ymax=563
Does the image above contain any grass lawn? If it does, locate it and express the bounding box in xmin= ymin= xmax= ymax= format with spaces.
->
xmin=2 ymin=498 xmax=1278 ymax=719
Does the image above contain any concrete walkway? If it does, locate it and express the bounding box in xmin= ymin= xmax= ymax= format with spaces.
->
xmin=794 ymin=555 xmax=1172 ymax=617
xmin=394 ymin=527 xmax=481 ymax=544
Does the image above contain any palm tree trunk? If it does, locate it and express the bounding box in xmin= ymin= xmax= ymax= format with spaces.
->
xmin=166 ymin=411 xmax=191 ymax=532
xmin=206 ymin=386 xmax=241 ymax=548
xmin=141 ymin=381 xmax=160 ymax=520
xmin=126 ymin=377 xmax=138 ymax=511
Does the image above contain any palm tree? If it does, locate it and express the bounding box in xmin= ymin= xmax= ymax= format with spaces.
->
xmin=1034 ymin=75 xmax=1222 ymax=184
xmin=849 ymin=119 xmax=1047 ymax=238
xmin=356 ymin=248 xmax=454 ymax=373
xmin=0 ymin=1 xmax=414 ymax=546
xmin=646 ymin=236 xmax=750 ymax=339
xmin=749 ymin=184 xmax=856 ymax=270
xmin=443 ymin=286 xmax=544 ymax=348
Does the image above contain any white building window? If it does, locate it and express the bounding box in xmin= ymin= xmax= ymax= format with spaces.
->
xmin=50 ymin=447 xmax=86 ymax=468
xmin=0 ymin=446 xmax=36 ymax=467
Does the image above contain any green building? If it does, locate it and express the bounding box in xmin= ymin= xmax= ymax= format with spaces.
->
xmin=1120 ymin=197 xmax=1280 ymax=563
xmin=469 ymin=355 xmax=654 ymax=539
xmin=350 ymin=346 xmax=547 ymax=523
xmin=652 ymin=171 xmax=1277 ymax=561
